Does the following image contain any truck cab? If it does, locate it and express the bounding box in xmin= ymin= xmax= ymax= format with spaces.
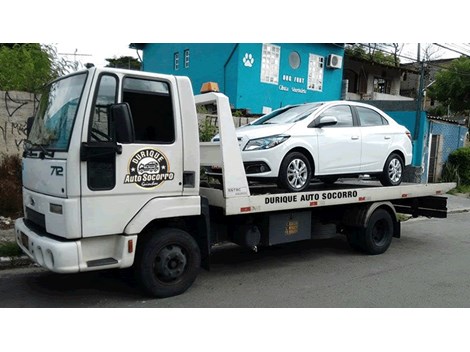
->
xmin=16 ymin=67 xmax=206 ymax=276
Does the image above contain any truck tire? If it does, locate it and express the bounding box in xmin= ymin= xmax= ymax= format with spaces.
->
xmin=379 ymin=153 xmax=404 ymax=186
xmin=278 ymin=152 xmax=312 ymax=192
xmin=358 ymin=208 xmax=394 ymax=255
xmin=135 ymin=228 xmax=201 ymax=298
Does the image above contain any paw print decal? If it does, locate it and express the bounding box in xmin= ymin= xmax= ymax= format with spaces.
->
xmin=243 ymin=53 xmax=254 ymax=67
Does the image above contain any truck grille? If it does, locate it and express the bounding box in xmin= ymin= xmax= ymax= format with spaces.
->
xmin=25 ymin=207 xmax=46 ymax=231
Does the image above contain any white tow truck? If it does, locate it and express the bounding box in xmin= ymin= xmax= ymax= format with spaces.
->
xmin=15 ymin=67 xmax=455 ymax=298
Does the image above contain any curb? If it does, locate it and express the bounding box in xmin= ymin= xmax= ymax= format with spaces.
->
xmin=0 ymin=255 xmax=33 ymax=270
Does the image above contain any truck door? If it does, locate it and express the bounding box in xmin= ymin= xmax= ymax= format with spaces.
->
xmin=80 ymin=73 xmax=183 ymax=237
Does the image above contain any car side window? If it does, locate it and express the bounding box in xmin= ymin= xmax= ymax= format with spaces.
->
xmin=320 ymin=105 xmax=353 ymax=127
xmin=356 ymin=106 xmax=389 ymax=126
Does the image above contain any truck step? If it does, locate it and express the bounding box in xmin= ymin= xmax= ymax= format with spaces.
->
xmin=87 ymin=257 xmax=118 ymax=267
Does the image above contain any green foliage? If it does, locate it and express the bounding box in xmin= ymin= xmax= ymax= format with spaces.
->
xmin=199 ymin=118 xmax=218 ymax=142
xmin=441 ymin=162 xmax=461 ymax=185
xmin=0 ymin=44 xmax=73 ymax=92
xmin=0 ymin=241 xmax=22 ymax=257
xmin=106 ymin=56 xmax=141 ymax=70
xmin=0 ymin=153 xmax=23 ymax=218
xmin=428 ymin=57 xmax=470 ymax=114
xmin=447 ymin=147 xmax=470 ymax=185
xmin=345 ymin=43 xmax=399 ymax=67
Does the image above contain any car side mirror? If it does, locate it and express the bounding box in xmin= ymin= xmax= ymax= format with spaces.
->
xmin=316 ymin=115 xmax=338 ymax=128
xmin=26 ymin=116 xmax=34 ymax=137
xmin=110 ymin=103 xmax=135 ymax=144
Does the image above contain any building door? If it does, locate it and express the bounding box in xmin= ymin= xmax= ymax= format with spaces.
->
xmin=428 ymin=134 xmax=443 ymax=183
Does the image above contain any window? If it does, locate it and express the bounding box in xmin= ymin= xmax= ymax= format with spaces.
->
xmin=356 ymin=106 xmax=388 ymax=127
xmin=87 ymin=74 xmax=118 ymax=191
xmin=289 ymin=51 xmax=301 ymax=69
xmin=89 ymin=74 xmax=118 ymax=142
xmin=307 ymin=54 xmax=324 ymax=92
xmin=373 ymin=77 xmax=391 ymax=94
xmin=123 ymin=77 xmax=175 ymax=144
xmin=184 ymin=49 xmax=190 ymax=68
xmin=319 ymin=105 xmax=353 ymax=127
xmin=174 ymin=52 xmax=179 ymax=70
xmin=260 ymin=43 xmax=280 ymax=84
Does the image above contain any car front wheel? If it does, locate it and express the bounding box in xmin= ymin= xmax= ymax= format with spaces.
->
xmin=380 ymin=153 xmax=404 ymax=186
xmin=278 ymin=152 xmax=312 ymax=192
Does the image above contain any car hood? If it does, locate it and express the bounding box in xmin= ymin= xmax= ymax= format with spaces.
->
xmin=235 ymin=123 xmax=294 ymax=141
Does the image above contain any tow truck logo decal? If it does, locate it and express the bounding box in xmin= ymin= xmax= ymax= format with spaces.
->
xmin=124 ymin=148 xmax=174 ymax=189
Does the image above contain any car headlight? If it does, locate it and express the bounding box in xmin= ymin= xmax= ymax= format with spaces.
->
xmin=243 ymin=135 xmax=290 ymax=151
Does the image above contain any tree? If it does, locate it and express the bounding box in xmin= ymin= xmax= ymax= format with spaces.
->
xmin=105 ymin=56 xmax=141 ymax=70
xmin=0 ymin=43 xmax=74 ymax=92
xmin=428 ymin=56 xmax=470 ymax=118
xmin=345 ymin=43 xmax=400 ymax=67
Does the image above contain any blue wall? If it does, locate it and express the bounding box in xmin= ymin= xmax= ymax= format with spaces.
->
xmin=142 ymin=43 xmax=237 ymax=95
xmin=429 ymin=121 xmax=468 ymax=162
xmin=386 ymin=110 xmax=428 ymax=167
xmin=141 ymin=43 xmax=344 ymax=114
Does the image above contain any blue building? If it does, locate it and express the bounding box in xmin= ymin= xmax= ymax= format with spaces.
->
xmin=133 ymin=43 xmax=345 ymax=114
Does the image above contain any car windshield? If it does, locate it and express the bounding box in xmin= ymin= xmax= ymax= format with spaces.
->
xmin=28 ymin=72 xmax=87 ymax=151
xmin=251 ymin=103 xmax=323 ymax=125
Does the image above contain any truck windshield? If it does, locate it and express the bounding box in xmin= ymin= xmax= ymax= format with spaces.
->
xmin=28 ymin=72 xmax=87 ymax=151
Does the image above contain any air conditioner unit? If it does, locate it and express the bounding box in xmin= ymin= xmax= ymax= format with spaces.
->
xmin=327 ymin=54 xmax=343 ymax=69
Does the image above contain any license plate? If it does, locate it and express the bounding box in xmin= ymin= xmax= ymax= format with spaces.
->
xmin=21 ymin=232 xmax=29 ymax=251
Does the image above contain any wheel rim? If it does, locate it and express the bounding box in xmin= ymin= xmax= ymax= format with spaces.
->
xmin=154 ymin=244 xmax=187 ymax=282
xmin=388 ymin=158 xmax=402 ymax=183
xmin=287 ymin=158 xmax=308 ymax=189
xmin=372 ymin=219 xmax=388 ymax=246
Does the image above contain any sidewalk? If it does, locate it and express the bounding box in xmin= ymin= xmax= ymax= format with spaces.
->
xmin=1 ymin=193 xmax=470 ymax=269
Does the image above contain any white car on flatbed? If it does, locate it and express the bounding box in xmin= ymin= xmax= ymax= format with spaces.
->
xmin=213 ymin=101 xmax=413 ymax=192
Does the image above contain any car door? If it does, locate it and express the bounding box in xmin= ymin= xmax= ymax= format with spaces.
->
xmin=80 ymin=73 xmax=183 ymax=237
xmin=355 ymin=106 xmax=392 ymax=172
xmin=314 ymin=105 xmax=362 ymax=175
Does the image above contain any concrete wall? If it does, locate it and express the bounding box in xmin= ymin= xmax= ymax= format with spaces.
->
xmin=0 ymin=91 xmax=38 ymax=156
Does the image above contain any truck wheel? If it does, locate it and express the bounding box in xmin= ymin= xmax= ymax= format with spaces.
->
xmin=379 ymin=153 xmax=404 ymax=186
xmin=359 ymin=209 xmax=394 ymax=255
xmin=135 ymin=228 xmax=201 ymax=298
xmin=278 ymin=152 xmax=312 ymax=192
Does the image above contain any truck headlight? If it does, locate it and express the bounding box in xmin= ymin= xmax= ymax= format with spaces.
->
xmin=243 ymin=135 xmax=290 ymax=151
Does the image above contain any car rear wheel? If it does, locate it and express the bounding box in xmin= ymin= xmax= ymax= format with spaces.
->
xmin=380 ymin=153 xmax=404 ymax=186
xmin=278 ymin=152 xmax=312 ymax=192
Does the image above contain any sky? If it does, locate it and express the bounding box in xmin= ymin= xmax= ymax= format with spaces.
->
xmin=53 ymin=41 xmax=139 ymax=69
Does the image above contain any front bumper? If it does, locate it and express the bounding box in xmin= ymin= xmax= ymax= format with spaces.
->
xmin=15 ymin=218 xmax=137 ymax=273
xmin=15 ymin=218 xmax=80 ymax=273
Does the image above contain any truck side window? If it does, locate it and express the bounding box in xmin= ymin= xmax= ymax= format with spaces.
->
xmin=89 ymin=75 xmax=118 ymax=142
xmin=87 ymin=74 xmax=118 ymax=191
xmin=122 ymin=77 xmax=175 ymax=144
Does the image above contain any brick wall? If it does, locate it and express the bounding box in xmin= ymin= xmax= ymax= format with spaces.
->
xmin=0 ymin=91 xmax=38 ymax=156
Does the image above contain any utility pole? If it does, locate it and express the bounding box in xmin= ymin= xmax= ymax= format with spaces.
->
xmin=414 ymin=44 xmax=425 ymax=140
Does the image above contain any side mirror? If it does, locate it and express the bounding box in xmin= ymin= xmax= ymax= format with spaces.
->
xmin=316 ymin=115 xmax=338 ymax=128
xmin=26 ymin=116 xmax=34 ymax=137
xmin=110 ymin=103 xmax=135 ymax=144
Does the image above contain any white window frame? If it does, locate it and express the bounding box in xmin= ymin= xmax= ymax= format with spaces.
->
xmin=174 ymin=52 xmax=179 ymax=70
xmin=307 ymin=54 xmax=324 ymax=92
xmin=260 ymin=43 xmax=280 ymax=85
xmin=184 ymin=49 xmax=190 ymax=68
